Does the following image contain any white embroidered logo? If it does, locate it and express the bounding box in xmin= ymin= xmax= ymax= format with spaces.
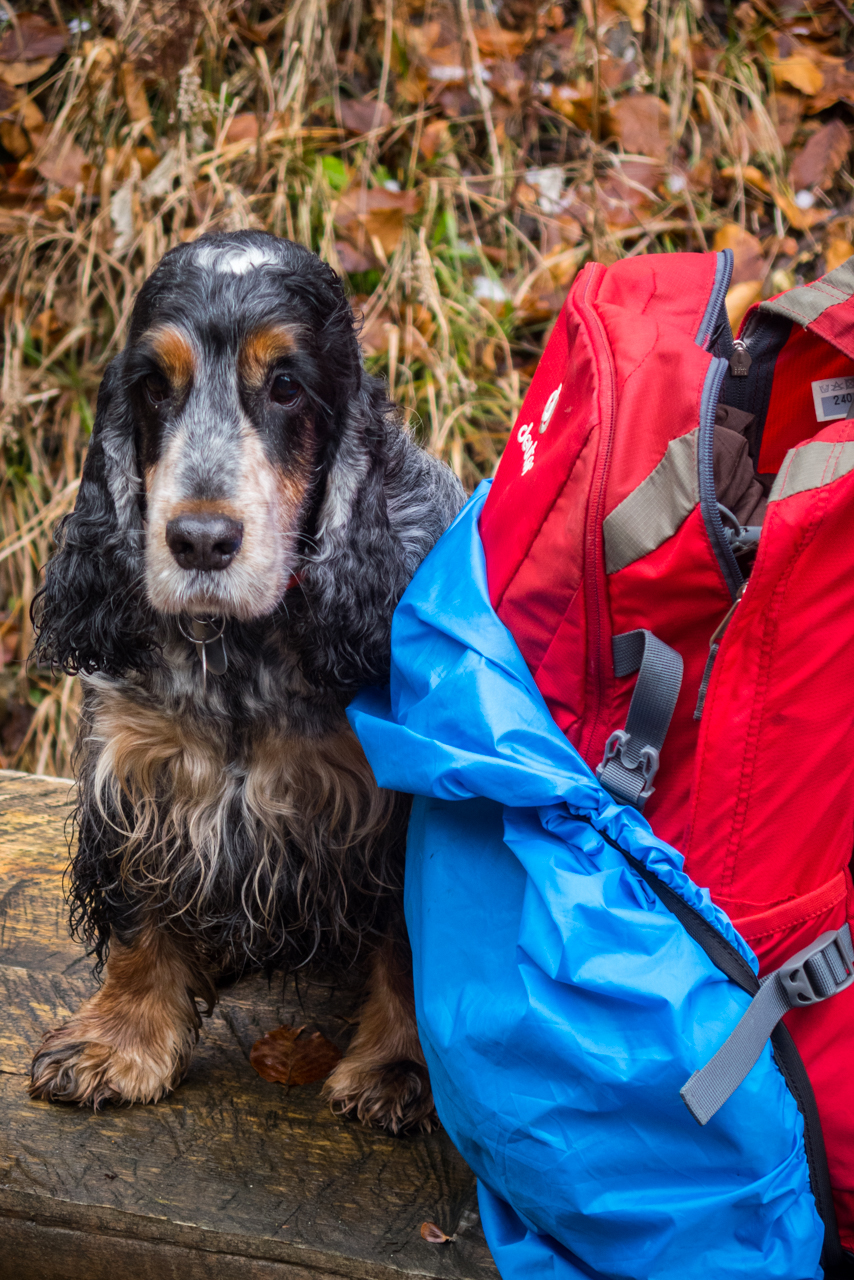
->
xmin=518 ymin=421 xmax=537 ymax=474
xmin=539 ymin=383 xmax=562 ymax=434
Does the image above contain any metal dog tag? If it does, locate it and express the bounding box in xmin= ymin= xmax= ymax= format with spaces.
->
xmin=191 ymin=617 xmax=228 ymax=692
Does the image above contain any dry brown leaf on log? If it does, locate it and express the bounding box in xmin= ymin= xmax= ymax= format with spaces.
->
xmin=249 ymin=1025 xmax=342 ymax=1087
xmin=789 ymin=119 xmax=851 ymax=193
xmin=333 ymin=186 xmax=420 ymax=256
xmin=339 ymin=98 xmax=393 ymax=134
xmin=421 ymin=1222 xmax=456 ymax=1244
xmin=609 ymin=95 xmax=670 ymax=161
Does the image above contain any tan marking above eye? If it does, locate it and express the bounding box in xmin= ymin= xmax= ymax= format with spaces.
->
xmin=239 ymin=324 xmax=300 ymax=389
xmin=144 ymin=326 xmax=196 ymax=390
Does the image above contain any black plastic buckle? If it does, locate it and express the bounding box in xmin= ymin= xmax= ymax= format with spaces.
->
xmin=777 ymin=930 xmax=854 ymax=1008
xmin=596 ymin=730 xmax=660 ymax=803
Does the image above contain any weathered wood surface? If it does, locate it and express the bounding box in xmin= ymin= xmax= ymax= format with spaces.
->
xmin=0 ymin=770 xmax=498 ymax=1280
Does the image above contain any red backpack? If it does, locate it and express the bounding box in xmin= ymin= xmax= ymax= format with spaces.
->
xmin=479 ymin=248 xmax=854 ymax=1248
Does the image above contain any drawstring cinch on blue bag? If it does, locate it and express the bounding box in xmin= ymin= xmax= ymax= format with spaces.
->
xmin=348 ymin=482 xmax=829 ymax=1280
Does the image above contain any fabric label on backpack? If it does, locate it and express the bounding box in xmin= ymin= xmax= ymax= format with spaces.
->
xmin=811 ymin=375 xmax=854 ymax=422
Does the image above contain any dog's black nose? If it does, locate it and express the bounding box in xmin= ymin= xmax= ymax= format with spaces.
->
xmin=165 ymin=514 xmax=244 ymax=571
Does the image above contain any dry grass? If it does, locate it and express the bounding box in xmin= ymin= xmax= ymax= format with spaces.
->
xmin=2 ymin=0 xmax=854 ymax=776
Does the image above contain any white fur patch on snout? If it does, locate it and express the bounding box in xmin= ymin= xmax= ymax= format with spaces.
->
xmin=144 ymin=424 xmax=305 ymax=620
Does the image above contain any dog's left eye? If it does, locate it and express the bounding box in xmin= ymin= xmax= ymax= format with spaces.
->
xmin=144 ymin=373 xmax=170 ymax=405
xmin=270 ymin=374 xmax=303 ymax=408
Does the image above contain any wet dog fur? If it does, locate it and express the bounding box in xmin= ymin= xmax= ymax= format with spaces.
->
xmin=29 ymin=231 xmax=464 ymax=1131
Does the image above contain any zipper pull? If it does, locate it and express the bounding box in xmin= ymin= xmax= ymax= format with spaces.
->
xmin=729 ymin=339 xmax=752 ymax=377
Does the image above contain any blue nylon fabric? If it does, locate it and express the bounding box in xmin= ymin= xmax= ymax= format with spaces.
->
xmin=347 ymin=484 xmax=824 ymax=1280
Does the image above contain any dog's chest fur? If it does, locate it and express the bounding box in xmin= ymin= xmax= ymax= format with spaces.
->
xmin=79 ymin=633 xmax=402 ymax=968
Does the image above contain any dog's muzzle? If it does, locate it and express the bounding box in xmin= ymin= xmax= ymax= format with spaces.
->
xmin=166 ymin=513 xmax=244 ymax=571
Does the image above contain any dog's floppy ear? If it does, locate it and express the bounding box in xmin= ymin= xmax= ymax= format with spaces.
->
xmin=302 ymin=373 xmax=465 ymax=690
xmin=31 ymin=357 xmax=156 ymax=676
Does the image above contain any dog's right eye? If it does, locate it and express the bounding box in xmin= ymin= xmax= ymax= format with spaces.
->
xmin=144 ymin=373 xmax=170 ymax=406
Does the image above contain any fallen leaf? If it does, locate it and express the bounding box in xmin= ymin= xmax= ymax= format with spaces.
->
xmin=597 ymin=158 xmax=661 ymax=229
xmin=473 ymin=25 xmax=527 ymax=59
xmin=789 ymin=118 xmax=850 ymax=192
xmin=339 ymin=97 xmax=393 ymax=134
xmin=713 ymin=223 xmax=767 ymax=285
xmin=0 ymin=120 xmax=29 ymax=158
xmin=0 ymin=56 xmax=55 ymax=86
xmin=771 ymin=55 xmax=824 ymax=96
xmin=0 ymin=13 xmax=67 ymax=63
xmin=333 ymin=186 xmax=420 ymax=256
xmin=771 ymin=92 xmax=803 ymax=147
xmin=359 ymin=307 xmax=395 ymax=355
xmin=81 ymin=39 xmax=120 ymax=90
xmin=609 ymin=94 xmax=670 ymax=161
xmin=720 ymin=164 xmax=773 ymax=195
xmin=612 ymin=0 xmax=647 ymax=34
xmin=419 ymin=118 xmax=450 ymax=160
xmin=335 ymin=239 xmax=377 ymax=273
xmin=29 ymin=125 xmax=89 ymax=186
xmin=120 ymin=61 xmax=151 ymax=127
xmin=44 ymin=187 xmax=75 ymax=219
xmin=224 ymin=113 xmax=261 ymax=144
xmin=250 ymin=1025 xmax=342 ymax=1087
xmin=773 ymin=187 xmax=832 ymax=230
xmin=805 ymin=57 xmax=854 ymax=114
xmin=825 ymin=237 xmax=854 ymax=271
xmin=421 ymin=1221 xmax=455 ymax=1244
xmin=726 ymin=280 xmax=763 ymax=330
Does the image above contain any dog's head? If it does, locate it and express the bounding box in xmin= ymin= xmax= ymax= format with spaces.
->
xmin=130 ymin=234 xmax=361 ymax=620
xmin=33 ymin=232 xmax=444 ymax=682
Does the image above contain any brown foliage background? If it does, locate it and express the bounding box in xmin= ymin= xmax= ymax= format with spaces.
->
xmin=2 ymin=0 xmax=853 ymax=776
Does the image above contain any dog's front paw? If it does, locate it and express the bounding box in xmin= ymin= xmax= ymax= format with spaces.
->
xmin=324 ymin=1055 xmax=438 ymax=1134
xmin=29 ymin=1010 xmax=194 ymax=1108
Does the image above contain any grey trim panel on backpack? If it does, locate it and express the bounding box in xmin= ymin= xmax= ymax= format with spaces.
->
xmin=769 ymin=440 xmax=854 ymax=502
xmin=760 ymin=257 xmax=854 ymax=327
xmin=698 ymin=356 xmax=744 ymax=600
xmin=603 ymin=430 xmax=699 ymax=574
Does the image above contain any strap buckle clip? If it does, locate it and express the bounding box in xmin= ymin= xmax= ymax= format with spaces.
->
xmin=775 ymin=929 xmax=854 ymax=1008
xmin=596 ymin=730 xmax=660 ymax=803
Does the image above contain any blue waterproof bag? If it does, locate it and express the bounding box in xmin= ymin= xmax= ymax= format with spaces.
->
xmin=348 ymin=483 xmax=830 ymax=1280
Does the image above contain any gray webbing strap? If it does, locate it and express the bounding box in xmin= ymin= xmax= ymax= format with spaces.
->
xmin=596 ymin=631 xmax=684 ymax=812
xmin=682 ymin=925 xmax=854 ymax=1125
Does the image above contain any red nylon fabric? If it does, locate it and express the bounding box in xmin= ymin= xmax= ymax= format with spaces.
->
xmin=480 ymin=250 xmax=854 ymax=1246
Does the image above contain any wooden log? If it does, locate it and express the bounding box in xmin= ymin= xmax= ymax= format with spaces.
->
xmin=0 ymin=770 xmax=497 ymax=1280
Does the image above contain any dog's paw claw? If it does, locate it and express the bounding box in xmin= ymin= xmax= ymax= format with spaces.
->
xmin=324 ymin=1057 xmax=438 ymax=1134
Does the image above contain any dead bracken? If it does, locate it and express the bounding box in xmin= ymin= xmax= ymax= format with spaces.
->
xmin=2 ymin=0 xmax=854 ymax=778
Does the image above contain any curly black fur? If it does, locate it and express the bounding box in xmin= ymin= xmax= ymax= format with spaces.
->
xmin=32 ymin=230 xmax=465 ymax=979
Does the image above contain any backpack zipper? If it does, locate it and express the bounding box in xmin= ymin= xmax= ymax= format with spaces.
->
xmin=698 ymin=356 xmax=744 ymax=600
xmin=693 ymin=581 xmax=747 ymax=720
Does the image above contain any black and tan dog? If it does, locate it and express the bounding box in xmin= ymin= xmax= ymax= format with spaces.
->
xmin=29 ymin=231 xmax=464 ymax=1132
